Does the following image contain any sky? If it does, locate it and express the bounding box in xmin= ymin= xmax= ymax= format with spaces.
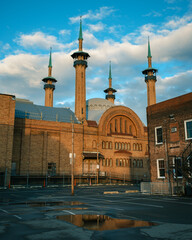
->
xmin=0 ymin=0 xmax=192 ymax=125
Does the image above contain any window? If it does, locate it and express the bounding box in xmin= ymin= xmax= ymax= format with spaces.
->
xmin=129 ymin=125 xmax=132 ymax=135
xmin=126 ymin=159 xmax=129 ymax=167
xmin=128 ymin=143 xmax=131 ymax=150
xmin=171 ymin=127 xmax=177 ymax=133
xmin=184 ymin=120 xmax=192 ymax=140
xmin=110 ymin=123 xmax=112 ymax=134
xmin=109 ymin=141 xmax=112 ymax=149
xmin=122 ymin=143 xmax=124 ymax=150
xmin=155 ymin=126 xmax=163 ymax=144
xmin=123 ymin=159 xmax=126 ymax=167
xmin=106 ymin=142 xmax=109 ymax=149
xmin=120 ymin=159 xmax=122 ymax=167
xmin=115 ymin=119 xmax=117 ymax=132
xmin=102 ymin=159 xmax=105 ymax=167
xmin=157 ymin=159 xmax=165 ymax=178
xmin=116 ymin=159 xmax=119 ymax=167
xmin=106 ymin=158 xmax=109 ymax=167
xmin=119 ymin=143 xmax=121 ymax=150
xmin=139 ymin=160 xmax=143 ymax=168
xmin=173 ymin=157 xmax=182 ymax=178
xmin=133 ymin=143 xmax=136 ymax=151
xmin=110 ymin=158 xmax=113 ymax=167
xmin=120 ymin=118 xmax=122 ymax=133
xmin=115 ymin=142 xmax=118 ymax=150
xmin=125 ymin=120 xmax=127 ymax=133
xmin=137 ymin=160 xmax=140 ymax=168
xmin=48 ymin=162 xmax=56 ymax=176
xmin=133 ymin=159 xmax=136 ymax=167
xmin=102 ymin=141 xmax=106 ymax=149
xmin=124 ymin=143 xmax=127 ymax=150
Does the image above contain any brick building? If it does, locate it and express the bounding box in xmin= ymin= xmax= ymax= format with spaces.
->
xmin=147 ymin=93 xmax=192 ymax=187
xmin=0 ymin=20 xmax=149 ymax=187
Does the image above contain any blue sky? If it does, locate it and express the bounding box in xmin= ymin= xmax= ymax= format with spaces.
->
xmin=0 ymin=0 xmax=192 ymax=124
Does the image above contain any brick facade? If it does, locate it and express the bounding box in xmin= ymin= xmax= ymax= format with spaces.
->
xmin=147 ymin=92 xmax=192 ymax=183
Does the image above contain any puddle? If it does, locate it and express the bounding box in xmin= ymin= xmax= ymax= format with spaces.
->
xmin=42 ymin=207 xmax=88 ymax=212
xmin=56 ymin=214 xmax=156 ymax=231
xmin=11 ymin=201 xmax=84 ymax=207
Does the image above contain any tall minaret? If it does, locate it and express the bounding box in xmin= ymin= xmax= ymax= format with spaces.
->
xmin=42 ymin=48 xmax=57 ymax=107
xmin=142 ymin=37 xmax=157 ymax=106
xmin=104 ymin=61 xmax=117 ymax=104
xmin=71 ymin=17 xmax=90 ymax=122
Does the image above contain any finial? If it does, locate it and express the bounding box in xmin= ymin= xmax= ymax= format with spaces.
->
xmin=109 ymin=61 xmax=112 ymax=79
xmin=78 ymin=16 xmax=83 ymax=40
xmin=147 ymin=37 xmax=152 ymax=58
xmin=48 ymin=47 xmax=52 ymax=68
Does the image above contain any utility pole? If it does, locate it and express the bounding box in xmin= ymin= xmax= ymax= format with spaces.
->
xmin=71 ymin=117 xmax=74 ymax=196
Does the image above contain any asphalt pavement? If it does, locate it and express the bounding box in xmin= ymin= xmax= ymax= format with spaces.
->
xmin=0 ymin=184 xmax=192 ymax=240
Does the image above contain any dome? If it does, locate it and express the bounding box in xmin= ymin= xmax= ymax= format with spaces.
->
xmin=86 ymin=98 xmax=114 ymax=123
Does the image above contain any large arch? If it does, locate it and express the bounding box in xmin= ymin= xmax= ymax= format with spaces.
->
xmin=98 ymin=105 xmax=145 ymax=138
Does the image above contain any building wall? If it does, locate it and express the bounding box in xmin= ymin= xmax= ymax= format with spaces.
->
xmin=11 ymin=105 xmax=149 ymax=182
xmin=0 ymin=94 xmax=15 ymax=186
xmin=147 ymin=92 xmax=192 ymax=182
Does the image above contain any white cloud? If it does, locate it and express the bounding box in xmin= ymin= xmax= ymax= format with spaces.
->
xmin=165 ymin=15 xmax=192 ymax=29
xmin=88 ymin=22 xmax=105 ymax=32
xmin=59 ymin=29 xmax=71 ymax=36
xmin=69 ymin=6 xmax=115 ymax=23
xmin=15 ymin=32 xmax=65 ymax=50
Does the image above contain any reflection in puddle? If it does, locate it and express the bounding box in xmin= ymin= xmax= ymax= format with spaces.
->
xmin=57 ymin=215 xmax=156 ymax=231
xmin=42 ymin=207 xmax=88 ymax=212
xmin=11 ymin=201 xmax=84 ymax=207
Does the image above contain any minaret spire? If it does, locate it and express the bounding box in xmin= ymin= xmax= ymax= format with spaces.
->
xmin=42 ymin=48 xmax=57 ymax=107
xmin=147 ymin=37 xmax=152 ymax=68
xmin=142 ymin=38 xmax=157 ymax=106
xmin=104 ymin=61 xmax=116 ymax=104
xmin=71 ymin=17 xmax=90 ymax=122
xmin=48 ymin=47 xmax=52 ymax=77
xmin=78 ymin=16 xmax=83 ymax=51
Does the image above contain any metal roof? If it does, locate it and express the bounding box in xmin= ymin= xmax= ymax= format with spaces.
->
xmin=15 ymin=100 xmax=79 ymax=123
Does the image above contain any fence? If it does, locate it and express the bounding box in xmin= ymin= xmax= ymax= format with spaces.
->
xmin=0 ymin=168 xmax=149 ymax=188
xmin=140 ymin=182 xmax=185 ymax=195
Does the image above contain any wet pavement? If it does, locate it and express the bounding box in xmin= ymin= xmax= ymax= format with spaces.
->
xmin=0 ymin=185 xmax=192 ymax=239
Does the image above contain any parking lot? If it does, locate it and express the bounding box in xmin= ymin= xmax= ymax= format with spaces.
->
xmin=0 ymin=185 xmax=192 ymax=240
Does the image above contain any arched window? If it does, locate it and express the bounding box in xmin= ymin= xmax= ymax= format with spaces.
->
xmin=102 ymin=141 xmax=105 ymax=149
xmin=128 ymin=143 xmax=131 ymax=150
xmin=129 ymin=125 xmax=132 ymax=135
xmin=137 ymin=160 xmax=140 ymax=168
xmin=115 ymin=119 xmax=117 ymax=133
xmin=115 ymin=142 xmax=118 ymax=150
xmin=109 ymin=141 xmax=112 ymax=149
xmin=92 ymin=140 xmax=96 ymax=149
xmin=133 ymin=143 xmax=136 ymax=151
xmin=125 ymin=120 xmax=127 ymax=133
xmin=116 ymin=159 xmax=119 ymax=167
xmin=106 ymin=158 xmax=109 ymax=167
xmin=120 ymin=118 xmax=122 ymax=133
xmin=119 ymin=143 xmax=122 ymax=150
xmin=122 ymin=143 xmax=124 ymax=150
xmin=110 ymin=158 xmax=113 ymax=167
xmin=139 ymin=144 xmax=142 ymax=151
xmin=123 ymin=159 xmax=126 ymax=167
xmin=133 ymin=159 xmax=136 ymax=167
xmin=136 ymin=144 xmax=139 ymax=151
xmin=124 ymin=143 xmax=127 ymax=150
xmin=120 ymin=159 xmax=122 ymax=167
xmin=102 ymin=159 xmax=105 ymax=166
xmin=106 ymin=141 xmax=109 ymax=149
xmin=140 ymin=160 xmax=143 ymax=168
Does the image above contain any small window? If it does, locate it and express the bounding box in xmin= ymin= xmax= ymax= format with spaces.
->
xmin=109 ymin=141 xmax=112 ymax=149
xmin=102 ymin=141 xmax=106 ymax=149
xmin=126 ymin=159 xmax=129 ymax=167
xmin=133 ymin=159 xmax=136 ymax=167
xmin=124 ymin=143 xmax=127 ymax=150
xmin=133 ymin=143 xmax=136 ymax=151
xmin=120 ymin=118 xmax=122 ymax=133
xmin=123 ymin=159 xmax=126 ymax=167
xmin=119 ymin=143 xmax=121 ymax=150
xmin=106 ymin=158 xmax=109 ymax=167
xmin=116 ymin=159 xmax=119 ymax=167
xmin=173 ymin=157 xmax=182 ymax=178
xmin=137 ymin=160 xmax=140 ymax=168
xmin=110 ymin=158 xmax=113 ymax=167
xmin=106 ymin=141 xmax=109 ymax=149
xmin=184 ymin=120 xmax=192 ymax=140
xmin=157 ymin=159 xmax=165 ymax=178
xmin=155 ymin=126 xmax=163 ymax=144
xmin=115 ymin=119 xmax=117 ymax=133
xmin=171 ymin=127 xmax=177 ymax=133
xmin=129 ymin=125 xmax=132 ymax=135
xmin=128 ymin=143 xmax=131 ymax=150
xmin=122 ymin=143 xmax=124 ymax=150
xmin=102 ymin=159 xmax=105 ymax=167
xmin=125 ymin=120 xmax=127 ymax=133
xmin=115 ymin=142 xmax=118 ymax=150
xmin=139 ymin=160 xmax=143 ymax=168
xmin=120 ymin=159 xmax=122 ymax=167
xmin=48 ymin=162 xmax=56 ymax=176
xmin=110 ymin=123 xmax=112 ymax=133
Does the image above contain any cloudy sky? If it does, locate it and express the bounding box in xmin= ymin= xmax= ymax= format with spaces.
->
xmin=0 ymin=0 xmax=192 ymax=124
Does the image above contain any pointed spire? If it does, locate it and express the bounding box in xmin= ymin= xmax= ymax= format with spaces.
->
xmin=147 ymin=37 xmax=152 ymax=58
xmin=48 ymin=47 xmax=52 ymax=77
xmin=48 ymin=47 xmax=52 ymax=68
xmin=109 ymin=61 xmax=112 ymax=79
xmin=78 ymin=16 xmax=83 ymax=40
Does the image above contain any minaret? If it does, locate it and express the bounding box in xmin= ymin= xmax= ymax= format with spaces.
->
xmin=42 ymin=48 xmax=57 ymax=107
xmin=142 ymin=37 xmax=157 ymax=106
xmin=71 ymin=17 xmax=90 ymax=122
xmin=104 ymin=61 xmax=117 ymax=104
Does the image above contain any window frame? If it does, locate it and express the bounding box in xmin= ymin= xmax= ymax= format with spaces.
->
xmin=155 ymin=126 xmax=163 ymax=145
xmin=184 ymin=119 xmax=192 ymax=140
xmin=157 ymin=159 xmax=165 ymax=179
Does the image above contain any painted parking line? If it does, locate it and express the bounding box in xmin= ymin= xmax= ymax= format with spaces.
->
xmin=88 ymin=203 xmax=124 ymax=211
xmin=0 ymin=209 xmax=8 ymax=213
xmin=13 ymin=215 xmax=22 ymax=220
xmin=62 ymin=210 xmax=76 ymax=215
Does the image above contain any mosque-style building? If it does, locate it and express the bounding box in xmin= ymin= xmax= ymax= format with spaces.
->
xmin=0 ymin=20 xmax=157 ymax=186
